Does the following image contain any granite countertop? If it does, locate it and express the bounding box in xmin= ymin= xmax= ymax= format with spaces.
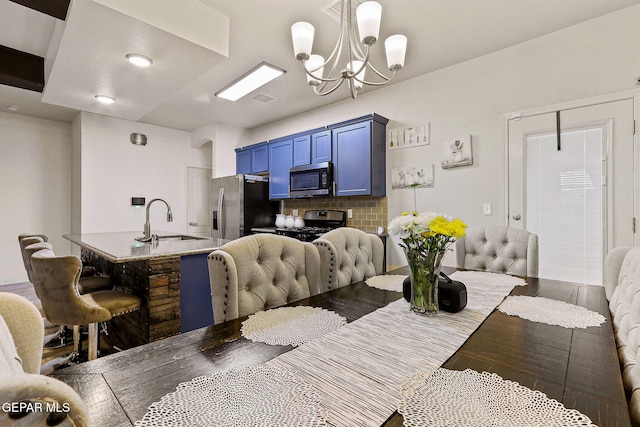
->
xmin=64 ymin=231 xmax=230 ymax=263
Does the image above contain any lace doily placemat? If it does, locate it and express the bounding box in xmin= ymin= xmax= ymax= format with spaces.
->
xmin=365 ymin=274 xmax=407 ymax=292
xmin=498 ymin=295 xmax=606 ymax=328
xmin=135 ymin=365 xmax=326 ymax=427
xmin=449 ymin=270 xmax=527 ymax=287
xmin=241 ymin=306 xmax=347 ymax=347
xmin=399 ymin=368 xmax=596 ymax=427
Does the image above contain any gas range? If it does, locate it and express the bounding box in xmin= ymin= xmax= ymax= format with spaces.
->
xmin=275 ymin=210 xmax=346 ymax=242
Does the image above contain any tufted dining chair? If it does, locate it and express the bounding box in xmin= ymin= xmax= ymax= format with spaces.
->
xmin=455 ymin=226 xmax=539 ymax=277
xmin=313 ymin=227 xmax=384 ymax=291
xmin=0 ymin=292 xmax=90 ymax=426
xmin=30 ymin=249 xmax=142 ymax=360
xmin=207 ymin=234 xmax=321 ymax=324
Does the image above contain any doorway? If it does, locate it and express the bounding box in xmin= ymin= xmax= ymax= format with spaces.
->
xmin=506 ymin=95 xmax=636 ymax=284
xmin=186 ymin=166 xmax=212 ymax=237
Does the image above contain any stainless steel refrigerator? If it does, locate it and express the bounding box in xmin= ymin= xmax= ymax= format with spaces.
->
xmin=211 ymin=174 xmax=278 ymax=240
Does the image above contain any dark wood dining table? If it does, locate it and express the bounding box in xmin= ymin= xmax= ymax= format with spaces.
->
xmin=52 ymin=267 xmax=630 ymax=426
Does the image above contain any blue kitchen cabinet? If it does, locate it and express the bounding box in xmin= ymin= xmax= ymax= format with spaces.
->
xmin=235 ymin=142 xmax=269 ymax=174
xmin=235 ymin=149 xmax=251 ymax=174
xmin=292 ymin=134 xmax=311 ymax=167
xmin=268 ymin=137 xmax=293 ymax=199
xmin=311 ymin=129 xmax=332 ymax=163
xmin=331 ymin=114 xmax=388 ymax=197
xmin=180 ymin=253 xmax=213 ymax=332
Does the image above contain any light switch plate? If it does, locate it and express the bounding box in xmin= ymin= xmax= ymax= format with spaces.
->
xmin=348 ymin=209 xmax=353 ymax=218
xmin=483 ymin=202 xmax=492 ymax=215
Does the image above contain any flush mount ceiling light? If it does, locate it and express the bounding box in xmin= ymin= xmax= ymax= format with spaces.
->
xmin=126 ymin=53 xmax=153 ymax=67
xmin=95 ymin=95 xmax=116 ymax=104
xmin=215 ymin=62 xmax=286 ymax=102
xmin=291 ymin=0 xmax=407 ymax=99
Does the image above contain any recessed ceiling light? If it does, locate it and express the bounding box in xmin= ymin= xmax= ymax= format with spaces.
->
xmin=95 ymin=95 xmax=116 ymax=104
xmin=5 ymin=105 xmax=19 ymax=112
xmin=215 ymin=62 xmax=286 ymax=102
xmin=126 ymin=53 xmax=153 ymax=67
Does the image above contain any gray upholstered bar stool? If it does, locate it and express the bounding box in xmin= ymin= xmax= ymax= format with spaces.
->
xmin=31 ymin=249 xmax=142 ymax=360
xmin=455 ymin=225 xmax=539 ymax=277
xmin=19 ymin=234 xmax=114 ymax=294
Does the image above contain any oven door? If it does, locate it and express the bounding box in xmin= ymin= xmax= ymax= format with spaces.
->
xmin=289 ymin=162 xmax=333 ymax=197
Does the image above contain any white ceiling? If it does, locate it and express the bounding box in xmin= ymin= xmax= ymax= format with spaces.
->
xmin=1 ymin=0 xmax=639 ymax=131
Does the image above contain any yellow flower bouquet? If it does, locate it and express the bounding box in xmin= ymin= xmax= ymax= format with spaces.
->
xmin=389 ymin=212 xmax=467 ymax=315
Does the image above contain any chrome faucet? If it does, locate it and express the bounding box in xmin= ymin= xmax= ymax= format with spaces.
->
xmin=136 ymin=198 xmax=173 ymax=242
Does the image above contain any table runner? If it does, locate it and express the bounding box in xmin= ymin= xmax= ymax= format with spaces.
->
xmin=498 ymin=295 xmax=606 ymax=329
xmin=267 ymin=272 xmax=525 ymax=426
xmin=399 ymin=368 xmax=597 ymax=427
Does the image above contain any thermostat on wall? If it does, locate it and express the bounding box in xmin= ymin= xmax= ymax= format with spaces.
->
xmin=131 ymin=197 xmax=145 ymax=207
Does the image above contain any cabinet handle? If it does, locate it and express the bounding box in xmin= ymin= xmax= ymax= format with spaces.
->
xmin=189 ymin=222 xmax=198 ymax=226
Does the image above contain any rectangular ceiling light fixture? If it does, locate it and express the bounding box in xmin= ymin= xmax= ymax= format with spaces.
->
xmin=215 ymin=62 xmax=286 ymax=101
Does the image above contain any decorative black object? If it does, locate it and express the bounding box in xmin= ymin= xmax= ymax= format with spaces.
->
xmin=403 ymin=272 xmax=467 ymax=313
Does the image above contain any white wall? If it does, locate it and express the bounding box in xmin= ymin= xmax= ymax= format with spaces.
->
xmin=191 ymin=122 xmax=248 ymax=178
xmin=0 ymin=112 xmax=72 ymax=284
xmin=78 ymin=112 xmax=212 ymax=234
xmin=248 ymin=5 xmax=640 ymax=268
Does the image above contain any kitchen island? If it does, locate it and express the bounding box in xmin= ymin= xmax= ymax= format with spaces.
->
xmin=64 ymin=231 xmax=229 ymax=349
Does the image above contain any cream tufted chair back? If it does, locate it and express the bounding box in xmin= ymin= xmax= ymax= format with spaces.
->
xmin=455 ymin=226 xmax=538 ymax=277
xmin=207 ymin=234 xmax=322 ymax=324
xmin=314 ymin=227 xmax=384 ymax=291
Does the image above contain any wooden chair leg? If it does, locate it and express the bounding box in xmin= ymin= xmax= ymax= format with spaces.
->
xmin=73 ymin=325 xmax=80 ymax=353
xmin=88 ymin=322 xmax=99 ymax=360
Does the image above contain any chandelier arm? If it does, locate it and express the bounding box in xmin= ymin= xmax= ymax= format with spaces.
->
xmin=314 ymin=78 xmax=347 ymax=96
xmin=354 ymin=71 xmax=398 ymax=86
xmin=347 ymin=78 xmax=359 ymax=99
xmin=301 ymin=63 xmax=344 ymax=84
xmin=357 ymin=65 xmax=398 ymax=85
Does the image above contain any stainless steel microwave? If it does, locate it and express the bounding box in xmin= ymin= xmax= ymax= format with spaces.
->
xmin=289 ymin=162 xmax=333 ymax=197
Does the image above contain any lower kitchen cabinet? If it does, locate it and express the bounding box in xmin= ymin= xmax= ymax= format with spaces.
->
xmin=180 ymin=253 xmax=214 ymax=333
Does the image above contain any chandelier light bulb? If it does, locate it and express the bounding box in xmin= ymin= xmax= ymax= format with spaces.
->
xmin=291 ymin=22 xmax=315 ymax=61
xmin=356 ymin=1 xmax=382 ymax=45
xmin=306 ymin=54 xmax=325 ymax=86
xmin=385 ymin=34 xmax=407 ymax=71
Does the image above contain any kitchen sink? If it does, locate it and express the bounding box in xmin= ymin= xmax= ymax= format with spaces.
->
xmin=155 ymin=234 xmax=208 ymax=241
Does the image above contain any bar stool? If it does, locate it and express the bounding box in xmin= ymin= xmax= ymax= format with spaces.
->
xmin=31 ymin=249 xmax=142 ymax=360
xmin=19 ymin=234 xmax=114 ymax=294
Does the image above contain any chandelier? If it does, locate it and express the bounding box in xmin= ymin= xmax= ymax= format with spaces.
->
xmin=291 ymin=0 xmax=407 ymax=99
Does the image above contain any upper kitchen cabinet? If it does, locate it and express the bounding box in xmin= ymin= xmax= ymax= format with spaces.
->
xmin=292 ymin=134 xmax=311 ymax=167
xmin=235 ymin=142 xmax=269 ymax=174
xmin=292 ymin=129 xmax=331 ymax=166
xmin=311 ymin=130 xmax=332 ymax=163
xmin=331 ymin=114 xmax=388 ymax=197
xmin=268 ymin=137 xmax=293 ymax=199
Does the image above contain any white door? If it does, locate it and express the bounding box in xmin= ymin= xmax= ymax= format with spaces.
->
xmin=187 ymin=167 xmax=212 ymax=237
xmin=507 ymin=97 xmax=636 ymax=284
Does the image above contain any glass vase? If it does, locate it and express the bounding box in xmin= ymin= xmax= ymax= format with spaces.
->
xmin=405 ymin=248 xmax=445 ymax=316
